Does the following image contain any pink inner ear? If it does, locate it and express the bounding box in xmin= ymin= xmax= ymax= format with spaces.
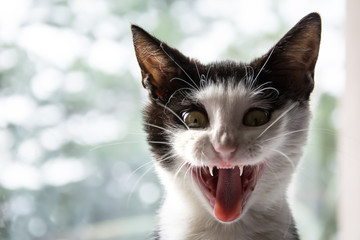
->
xmin=248 ymin=13 xmax=320 ymax=100
xmin=132 ymin=25 xmax=179 ymax=99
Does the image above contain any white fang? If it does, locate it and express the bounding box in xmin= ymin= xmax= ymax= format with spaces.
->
xmin=209 ymin=166 xmax=214 ymax=176
xmin=239 ymin=165 xmax=244 ymax=176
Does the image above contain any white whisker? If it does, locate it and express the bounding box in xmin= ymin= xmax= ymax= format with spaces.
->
xmin=244 ymin=65 xmax=255 ymax=90
xmin=265 ymin=147 xmax=296 ymax=170
xmin=127 ymin=153 xmax=175 ymax=188
xmin=262 ymin=127 xmax=336 ymax=143
xmin=170 ymin=77 xmax=198 ymax=91
xmin=262 ymin=129 xmax=310 ymax=142
xmin=252 ymin=81 xmax=271 ymax=92
xmin=157 ymin=153 xmax=179 ymax=166
xmin=127 ymin=164 xmax=155 ymax=205
xmin=166 ymin=87 xmax=194 ymax=105
xmin=194 ymin=61 xmax=202 ymax=81
xmin=144 ymin=122 xmax=175 ymax=135
xmin=156 ymin=101 xmax=190 ymax=130
xmin=264 ymin=160 xmax=283 ymax=191
xmin=148 ymin=141 xmax=171 ymax=145
xmin=254 ymin=47 xmax=275 ymax=82
xmin=255 ymin=102 xmax=298 ymax=140
xmin=251 ymin=81 xmax=280 ymax=97
xmin=205 ymin=64 xmax=213 ymax=81
xmin=160 ymin=42 xmax=199 ymax=91
xmin=128 ymin=160 xmax=155 ymax=180
xmin=89 ymin=141 xmax=144 ymax=152
xmin=126 ymin=153 xmax=177 ymax=205
xmin=174 ymin=161 xmax=188 ymax=179
xmin=184 ymin=163 xmax=194 ymax=179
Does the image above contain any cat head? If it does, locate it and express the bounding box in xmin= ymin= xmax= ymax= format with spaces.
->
xmin=132 ymin=13 xmax=321 ymax=223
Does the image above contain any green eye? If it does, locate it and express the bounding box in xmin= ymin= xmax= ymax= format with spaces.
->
xmin=243 ymin=108 xmax=270 ymax=127
xmin=182 ymin=111 xmax=208 ymax=129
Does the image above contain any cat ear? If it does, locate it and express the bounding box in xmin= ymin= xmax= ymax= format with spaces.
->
xmin=131 ymin=25 xmax=189 ymax=101
xmin=253 ymin=13 xmax=321 ymax=100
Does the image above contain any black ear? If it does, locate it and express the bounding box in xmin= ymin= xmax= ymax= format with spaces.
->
xmin=131 ymin=25 xmax=191 ymax=101
xmin=252 ymin=13 xmax=321 ymax=100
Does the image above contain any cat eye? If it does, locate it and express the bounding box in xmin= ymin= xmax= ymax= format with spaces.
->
xmin=182 ymin=111 xmax=208 ymax=129
xmin=243 ymin=108 xmax=270 ymax=127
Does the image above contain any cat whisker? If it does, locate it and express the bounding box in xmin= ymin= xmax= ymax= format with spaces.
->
xmin=251 ymin=81 xmax=280 ymax=97
xmin=167 ymin=122 xmax=182 ymax=131
xmin=183 ymin=165 xmax=191 ymax=180
xmin=184 ymin=162 xmax=194 ymax=180
xmin=157 ymin=153 xmax=179 ymax=167
xmin=263 ymin=160 xmax=283 ymax=192
xmin=148 ymin=141 xmax=172 ymax=145
xmin=128 ymin=159 xmax=156 ymax=180
xmin=170 ymin=77 xmax=199 ymax=91
xmin=194 ymin=61 xmax=202 ymax=82
xmin=89 ymin=140 xmax=146 ymax=152
xmin=174 ymin=161 xmax=188 ymax=180
xmin=200 ymin=151 xmax=209 ymax=168
xmin=262 ymin=128 xmax=311 ymax=143
xmin=144 ymin=122 xmax=176 ymax=135
xmin=257 ymin=86 xmax=280 ymax=96
xmin=264 ymin=147 xmax=296 ymax=170
xmin=200 ymin=76 xmax=207 ymax=89
xmin=254 ymin=47 xmax=275 ymax=82
xmin=308 ymin=127 xmax=337 ymax=135
xmin=156 ymin=101 xmax=190 ymax=130
xmin=195 ymin=62 xmax=209 ymax=89
xmin=262 ymin=127 xmax=336 ymax=143
xmin=166 ymin=87 xmax=194 ymax=105
xmin=127 ymin=164 xmax=156 ymax=205
xmin=158 ymin=152 xmax=178 ymax=161
xmin=205 ymin=64 xmax=213 ymax=82
xmin=127 ymin=152 xmax=175 ymax=185
xmin=127 ymin=153 xmax=177 ymax=205
xmin=187 ymin=165 xmax=198 ymax=193
xmin=160 ymin=42 xmax=200 ymax=91
xmin=251 ymin=81 xmax=271 ymax=93
xmin=255 ymin=102 xmax=298 ymax=140
xmin=244 ymin=65 xmax=255 ymax=90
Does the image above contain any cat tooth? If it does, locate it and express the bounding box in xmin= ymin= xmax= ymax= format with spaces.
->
xmin=209 ymin=166 xmax=214 ymax=176
xmin=239 ymin=165 xmax=244 ymax=176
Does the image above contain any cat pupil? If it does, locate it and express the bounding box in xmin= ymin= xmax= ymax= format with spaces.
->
xmin=183 ymin=111 xmax=208 ymax=128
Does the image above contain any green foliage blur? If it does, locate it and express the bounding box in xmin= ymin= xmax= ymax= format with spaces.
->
xmin=0 ymin=0 xmax=339 ymax=239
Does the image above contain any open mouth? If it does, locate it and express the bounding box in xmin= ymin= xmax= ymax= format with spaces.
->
xmin=191 ymin=163 xmax=265 ymax=223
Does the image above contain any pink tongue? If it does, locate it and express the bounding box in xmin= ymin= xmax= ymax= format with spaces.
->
xmin=214 ymin=167 xmax=243 ymax=222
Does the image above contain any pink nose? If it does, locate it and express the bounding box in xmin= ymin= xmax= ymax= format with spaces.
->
xmin=213 ymin=144 xmax=237 ymax=161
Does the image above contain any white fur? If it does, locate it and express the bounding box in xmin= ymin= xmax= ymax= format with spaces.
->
xmin=155 ymin=80 xmax=310 ymax=240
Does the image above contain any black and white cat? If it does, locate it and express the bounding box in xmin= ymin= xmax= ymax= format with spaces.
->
xmin=131 ymin=13 xmax=321 ymax=240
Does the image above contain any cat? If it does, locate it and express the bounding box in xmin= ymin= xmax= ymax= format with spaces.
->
xmin=131 ymin=12 xmax=321 ymax=240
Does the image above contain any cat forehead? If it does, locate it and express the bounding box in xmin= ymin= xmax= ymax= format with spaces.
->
xmin=194 ymin=80 xmax=262 ymax=109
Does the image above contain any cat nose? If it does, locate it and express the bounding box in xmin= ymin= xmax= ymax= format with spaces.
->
xmin=213 ymin=144 xmax=237 ymax=161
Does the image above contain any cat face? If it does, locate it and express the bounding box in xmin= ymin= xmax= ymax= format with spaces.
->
xmin=132 ymin=13 xmax=321 ymax=223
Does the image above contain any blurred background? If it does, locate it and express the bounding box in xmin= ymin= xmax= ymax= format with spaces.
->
xmin=0 ymin=0 xmax=346 ymax=239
